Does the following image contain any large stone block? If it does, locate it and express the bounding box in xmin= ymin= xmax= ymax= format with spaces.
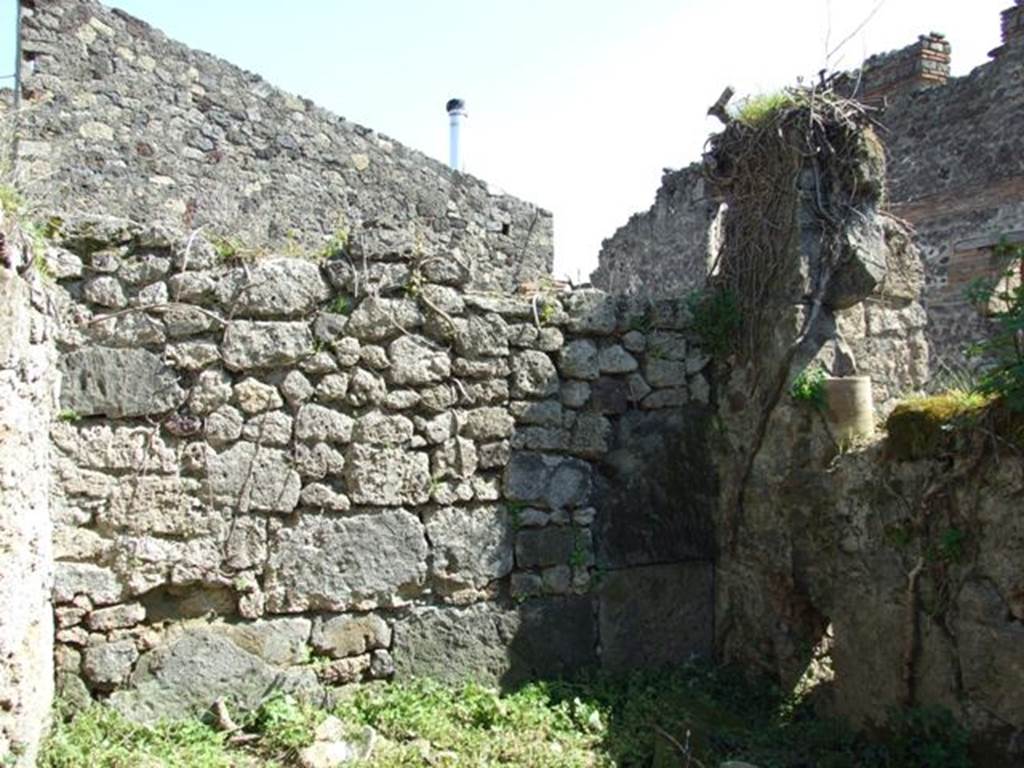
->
xmin=264 ymin=511 xmax=428 ymax=612
xmin=108 ymin=629 xmax=318 ymax=723
xmin=392 ymin=597 xmax=596 ymax=686
xmin=388 ymin=335 xmax=451 ymax=385
xmin=425 ymin=505 xmax=513 ymax=590
xmin=344 ymin=444 xmax=430 ymax=506
xmin=597 ymin=562 xmax=714 ymax=673
xmin=221 ymin=259 xmax=331 ymax=318
xmin=98 ymin=475 xmax=208 ymax=536
xmin=504 ymin=451 xmax=592 ymax=510
xmin=221 ymin=321 xmax=314 ymax=370
xmin=205 ymin=442 xmax=301 ymax=513
xmin=59 ymin=347 xmax=185 ymax=418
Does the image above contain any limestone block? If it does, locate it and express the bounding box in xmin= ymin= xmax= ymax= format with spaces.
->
xmin=510 ymin=400 xmax=563 ymax=427
xmin=460 ymin=407 xmax=515 ymax=440
xmin=345 ymin=368 xmax=387 ymax=407
xmin=388 ymin=335 xmax=450 ymax=385
xmin=221 ymin=259 xmax=330 ymax=318
xmin=644 ymin=357 xmax=687 ymax=388
xmin=216 ymin=618 xmax=313 ymax=666
xmin=299 ymin=483 xmax=351 ymax=512
xmin=345 ymin=297 xmax=423 ymax=341
xmin=83 ymin=275 xmax=127 ymax=309
xmin=166 ymin=341 xmax=220 ymax=370
xmin=311 ymin=614 xmax=391 ymax=659
xmin=108 ymin=630 xmax=318 ymax=723
xmin=561 ymin=380 xmax=591 ymax=408
xmin=221 ymin=321 xmax=314 ymax=370
xmin=205 ymin=404 xmax=243 ymax=447
xmin=646 ymin=331 xmax=687 ymax=361
xmin=295 ymin=404 xmax=354 ymax=444
xmin=504 ymin=451 xmax=592 ymax=509
xmin=281 ymin=370 xmax=314 ymax=407
xmin=98 ymin=475 xmax=206 ymax=536
xmin=392 ymin=597 xmax=596 ymax=685
xmin=563 ymin=290 xmax=616 ymax=334
xmin=426 ymin=505 xmax=512 ymax=590
xmin=205 ymin=442 xmax=301 ymax=513
xmin=558 ymin=340 xmax=599 ymax=380
xmin=53 ymin=563 xmax=125 ymax=606
xmin=314 ymin=373 xmax=349 ymax=403
xmin=234 ymin=378 xmax=283 ymax=414
xmin=344 ymin=444 xmax=430 ymax=506
xmin=86 ymin=603 xmax=145 ymax=632
xmin=353 ymin=413 xmax=414 ymax=446
xmin=59 ymin=347 xmax=185 ymax=418
xmin=189 ymin=369 xmax=232 ymax=416
xmin=83 ymin=640 xmax=139 ymax=687
xmin=293 ymin=442 xmax=345 ymax=480
xmin=453 ymin=314 xmax=508 ymax=358
xmin=264 ymin=511 xmax=428 ymax=612
xmin=241 ymin=411 xmax=294 ymax=446
xmin=597 ymin=344 xmax=638 ymax=373
xmin=431 ymin=438 xmax=479 ymax=481
xmin=510 ymin=350 xmax=559 ymax=398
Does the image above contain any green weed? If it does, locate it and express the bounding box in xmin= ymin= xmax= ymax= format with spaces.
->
xmin=790 ymin=365 xmax=827 ymax=408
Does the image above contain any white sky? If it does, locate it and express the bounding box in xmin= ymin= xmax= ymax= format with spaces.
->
xmin=5 ymin=1 xmax=1013 ymax=280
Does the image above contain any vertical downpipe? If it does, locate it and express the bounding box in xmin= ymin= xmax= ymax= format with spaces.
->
xmin=446 ymin=98 xmax=466 ymax=172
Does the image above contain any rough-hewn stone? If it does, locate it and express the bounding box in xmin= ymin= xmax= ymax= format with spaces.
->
xmin=264 ymin=511 xmax=428 ymax=612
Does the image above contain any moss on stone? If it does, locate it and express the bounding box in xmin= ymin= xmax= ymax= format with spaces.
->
xmin=884 ymin=391 xmax=989 ymax=460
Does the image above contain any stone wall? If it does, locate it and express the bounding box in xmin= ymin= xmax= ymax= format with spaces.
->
xmin=590 ymin=163 xmax=719 ymax=298
xmin=592 ymin=2 xmax=1024 ymax=379
xmin=43 ymin=215 xmax=713 ymax=719
xmin=17 ymin=0 xmax=552 ymax=294
xmin=876 ymin=18 xmax=1024 ymax=371
xmin=0 ymin=260 xmax=56 ymax=766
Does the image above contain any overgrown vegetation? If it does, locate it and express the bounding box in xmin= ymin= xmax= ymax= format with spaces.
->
xmin=687 ymin=287 xmax=740 ymax=356
xmin=790 ymin=365 xmax=827 ymax=408
xmin=730 ymin=91 xmax=798 ymax=127
xmin=966 ymin=238 xmax=1024 ymax=411
xmin=40 ymin=663 xmax=974 ymax=768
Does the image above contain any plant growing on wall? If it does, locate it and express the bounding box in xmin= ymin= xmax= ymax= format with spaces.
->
xmin=966 ymin=239 xmax=1024 ymax=411
xmin=789 ymin=365 xmax=827 ymax=408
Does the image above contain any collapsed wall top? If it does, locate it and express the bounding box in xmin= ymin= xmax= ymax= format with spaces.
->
xmin=15 ymin=0 xmax=553 ymax=293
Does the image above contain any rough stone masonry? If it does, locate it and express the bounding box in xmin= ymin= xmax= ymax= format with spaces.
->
xmin=42 ymin=215 xmax=713 ymax=723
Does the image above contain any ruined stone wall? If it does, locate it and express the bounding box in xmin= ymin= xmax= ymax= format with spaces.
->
xmin=43 ymin=215 xmax=713 ymax=719
xmin=0 ymin=263 xmax=56 ymax=766
xmin=590 ymin=164 xmax=719 ymax=298
xmin=593 ymin=3 xmax=1024 ymax=378
xmin=880 ymin=26 xmax=1024 ymax=371
xmin=17 ymin=0 xmax=552 ymax=293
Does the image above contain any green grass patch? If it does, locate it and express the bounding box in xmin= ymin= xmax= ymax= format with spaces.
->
xmin=40 ymin=703 xmax=245 ymax=768
xmin=40 ymin=664 xmax=973 ymax=768
xmin=732 ymin=91 xmax=798 ymax=127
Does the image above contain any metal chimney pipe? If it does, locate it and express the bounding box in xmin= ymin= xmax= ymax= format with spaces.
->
xmin=446 ymin=97 xmax=466 ymax=171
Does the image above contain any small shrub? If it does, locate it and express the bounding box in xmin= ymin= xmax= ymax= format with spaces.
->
xmin=317 ymin=227 xmax=349 ymax=261
xmin=57 ymin=409 xmax=82 ymax=423
xmin=251 ymin=693 xmax=321 ymax=754
xmin=790 ymin=366 xmax=827 ymax=408
xmin=688 ymin=287 xmax=740 ymax=357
